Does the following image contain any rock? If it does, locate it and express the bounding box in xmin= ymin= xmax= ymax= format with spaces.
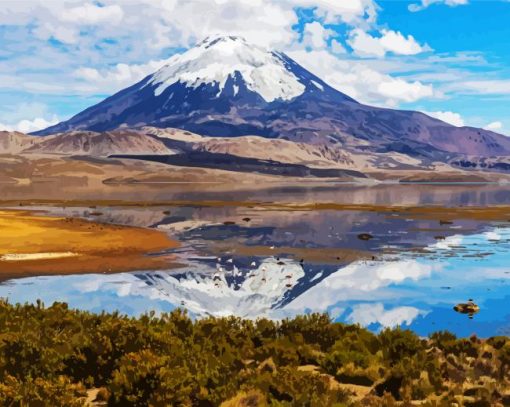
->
xmin=357 ymin=233 xmax=373 ymax=241
xmin=454 ymin=300 xmax=480 ymax=318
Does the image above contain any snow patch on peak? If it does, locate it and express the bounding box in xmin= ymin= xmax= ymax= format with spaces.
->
xmin=199 ymin=35 xmax=247 ymax=47
xmin=147 ymin=35 xmax=305 ymax=102
xmin=311 ymin=80 xmax=324 ymax=91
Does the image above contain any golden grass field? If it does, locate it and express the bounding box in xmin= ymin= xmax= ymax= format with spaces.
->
xmin=0 ymin=210 xmax=179 ymax=280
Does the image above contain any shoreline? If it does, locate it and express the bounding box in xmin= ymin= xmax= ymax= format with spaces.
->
xmin=2 ymin=199 xmax=510 ymax=221
xmin=0 ymin=209 xmax=179 ymax=281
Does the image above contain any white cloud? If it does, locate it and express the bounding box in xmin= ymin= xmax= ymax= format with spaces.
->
xmin=34 ymin=23 xmax=79 ymax=44
xmin=409 ymin=0 xmax=469 ymax=12
xmin=60 ymin=3 xmax=124 ymax=25
xmin=288 ymin=49 xmax=435 ymax=106
xmin=16 ymin=116 xmax=59 ymax=133
xmin=0 ymin=102 xmax=59 ymax=133
xmin=33 ymin=4 xmax=124 ymax=44
xmin=295 ymin=0 xmax=377 ymax=24
xmin=484 ymin=121 xmax=503 ymax=131
xmin=377 ymin=78 xmax=434 ymax=105
xmin=423 ymin=110 xmax=465 ymax=127
xmin=379 ymin=30 xmax=429 ymax=55
xmin=0 ymin=0 xmax=379 ymax=50
xmin=302 ymin=22 xmax=334 ymax=49
xmin=347 ymin=303 xmax=425 ymax=328
xmin=0 ymin=102 xmax=51 ymax=123
xmin=0 ymin=116 xmax=59 ymax=133
xmin=73 ymin=59 xmax=169 ymax=93
xmin=330 ymin=39 xmax=347 ymax=54
xmin=348 ymin=29 xmax=386 ymax=57
xmin=451 ymin=80 xmax=510 ymax=95
xmin=348 ymin=28 xmax=427 ymax=58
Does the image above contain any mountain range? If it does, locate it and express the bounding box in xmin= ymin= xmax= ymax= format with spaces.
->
xmin=4 ymin=35 xmax=510 ymax=182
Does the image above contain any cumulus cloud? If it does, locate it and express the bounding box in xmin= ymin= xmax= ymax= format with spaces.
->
xmin=60 ymin=3 xmax=124 ymax=25
xmin=409 ymin=0 xmax=469 ymax=12
xmin=294 ymin=0 xmax=378 ymax=24
xmin=330 ymin=39 xmax=347 ymax=54
xmin=347 ymin=29 xmax=386 ymax=58
xmin=377 ymin=78 xmax=434 ymax=105
xmin=288 ymin=49 xmax=435 ymax=106
xmin=30 ymin=4 xmax=124 ymax=44
xmin=348 ymin=29 xmax=428 ymax=58
xmin=302 ymin=22 xmax=334 ymax=49
xmin=347 ymin=303 xmax=425 ymax=328
xmin=0 ymin=0 xmax=378 ymax=49
xmin=33 ymin=23 xmax=79 ymax=44
xmin=0 ymin=116 xmax=59 ymax=133
xmin=73 ymin=59 xmax=169 ymax=93
xmin=379 ymin=30 xmax=430 ymax=55
xmin=423 ymin=110 xmax=465 ymax=127
xmin=484 ymin=121 xmax=503 ymax=131
xmin=0 ymin=102 xmax=59 ymax=133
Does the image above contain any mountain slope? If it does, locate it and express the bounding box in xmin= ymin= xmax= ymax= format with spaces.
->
xmin=0 ymin=131 xmax=42 ymax=154
xmin=36 ymin=35 xmax=510 ymax=158
xmin=192 ymin=135 xmax=355 ymax=168
xmin=25 ymin=130 xmax=176 ymax=156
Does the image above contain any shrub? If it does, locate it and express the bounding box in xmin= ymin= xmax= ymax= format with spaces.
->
xmin=0 ymin=375 xmax=86 ymax=407
xmin=0 ymin=301 xmax=509 ymax=405
xmin=378 ymin=328 xmax=423 ymax=366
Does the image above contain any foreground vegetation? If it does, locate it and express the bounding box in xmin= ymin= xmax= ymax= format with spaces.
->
xmin=0 ymin=300 xmax=509 ymax=406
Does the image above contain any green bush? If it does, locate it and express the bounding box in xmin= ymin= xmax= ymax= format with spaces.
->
xmin=378 ymin=327 xmax=423 ymax=366
xmin=0 ymin=299 xmax=509 ymax=406
xmin=0 ymin=375 xmax=86 ymax=407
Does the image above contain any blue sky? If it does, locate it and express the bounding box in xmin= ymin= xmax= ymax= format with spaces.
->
xmin=0 ymin=0 xmax=509 ymax=135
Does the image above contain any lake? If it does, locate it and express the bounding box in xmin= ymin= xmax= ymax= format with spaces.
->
xmin=1 ymin=181 xmax=510 ymax=337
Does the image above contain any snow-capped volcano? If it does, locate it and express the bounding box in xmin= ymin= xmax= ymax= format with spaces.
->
xmin=36 ymin=34 xmax=354 ymax=138
xmin=36 ymin=35 xmax=510 ymax=158
xmin=148 ymin=35 xmax=306 ymax=102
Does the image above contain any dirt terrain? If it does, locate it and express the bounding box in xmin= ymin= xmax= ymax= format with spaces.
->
xmin=0 ymin=209 xmax=179 ymax=280
xmin=2 ymin=128 xmax=510 ymax=184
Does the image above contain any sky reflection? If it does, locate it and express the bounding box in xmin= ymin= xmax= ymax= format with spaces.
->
xmin=1 ymin=226 xmax=510 ymax=337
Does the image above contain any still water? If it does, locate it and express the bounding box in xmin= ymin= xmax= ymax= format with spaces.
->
xmin=1 ymin=182 xmax=510 ymax=337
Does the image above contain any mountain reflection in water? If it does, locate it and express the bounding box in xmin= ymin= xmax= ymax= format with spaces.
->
xmin=1 ymin=182 xmax=510 ymax=337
